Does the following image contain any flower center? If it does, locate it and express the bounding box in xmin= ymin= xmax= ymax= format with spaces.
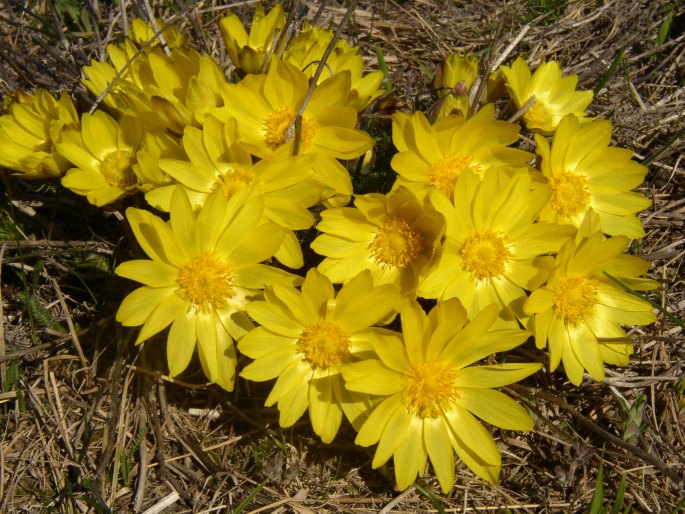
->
xmin=297 ymin=320 xmax=351 ymax=369
xmin=100 ymin=149 xmax=137 ymax=189
xmin=460 ymin=229 xmax=511 ymax=280
xmin=213 ymin=168 xmax=257 ymax=199
xmin=552 ymin=276 xmax=598 ymax=323
xmin=402 ymin=361 xmax=459 ymax=419
xmin=264 ymin=107 xmax=316 ymax=150
xmin=369 ymin=215 xmax=424 ymax=268
xmin=429 ymin=152 xmax=480 ymax=201
xmin=549 ymin=171 xmax=590 ymax=218
xmin=523 ymin=99 xmax=558 ymax=132
xmin=176 ymin=252 xmax=236 ymax=311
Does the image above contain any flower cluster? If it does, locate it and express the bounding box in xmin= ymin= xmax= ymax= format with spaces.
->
xmin=0 ymin=4 xmax=657 ymax=493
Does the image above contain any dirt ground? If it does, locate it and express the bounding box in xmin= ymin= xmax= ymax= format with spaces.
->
xmin=0 ymin=0 xmax=684 ymax=512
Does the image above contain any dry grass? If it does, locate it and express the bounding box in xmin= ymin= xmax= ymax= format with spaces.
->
xmin=1 ymin=0 xmax=684 ymax=512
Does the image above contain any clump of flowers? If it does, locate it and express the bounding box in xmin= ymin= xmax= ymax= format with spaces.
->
xmin=0 ymin=2 xmax=658 ymax=494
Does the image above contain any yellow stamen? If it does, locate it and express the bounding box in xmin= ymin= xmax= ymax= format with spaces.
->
xmin=523 ymin=99 xmax=558 ymax=132
xmin=100 ymin=149 xmax=137 ymax=189
xmin=403 ymin=361 xmax=459 ymax=418
xmin=461 ymin=229 xmax=511 ymax=280
xmin=369 ymin=215 xmax=424 ymax=268
xmin=177 ymin=252 xmax=236 ymax=312
xmin=549 ymin=171 xmax=590 ymax=217
xmin=429 ymin=152 xmax=481 ymax=201
xmin=552 ymin=276 xmax=598 ymax=323
xmin=297 ymin=320 xmax=351 ymax=368
xmin=213 ymin=168 xmax=257 ymax=199
xmin=264 ymin=107 xmax=316 ymax=150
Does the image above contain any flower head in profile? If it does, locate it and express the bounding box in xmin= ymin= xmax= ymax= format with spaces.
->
xmin=214 ymin=56 xmax=374 ymax=205
xmin=58 ymin=111 xmax=145 ymax=206
xmin=239 ymin=269 xmax=400 ymax=443
xmin=82 ymin=18 xmax=188 ymax=112
xmin=432 ymin=52 xmax=479 ymax=120
xmin=0 ymin=90 xmax=79 ymax=179
xmin=342 ymin=300 xmax=541 ymax=490
xmin=524 ymin=211 xmax=658 ymax=385
xmin=419 ymin=170 xmax=575 ymax=325
xmin=391 ymin=105 xmax=532 ymax=202
xmin=220 ymin=3 xmax=285 ymax=75
xmin=499 ymin=57 xmax=593 ymax=134
xmin=115 ymin=185 xmax=299 ymax=390
xmin=536 ymin=114 xmax=651 ymax=239
xmin=311 ymin=187 xmax=445 ymax=297
xmin=283 ymin=22 xmax=384 ymax=112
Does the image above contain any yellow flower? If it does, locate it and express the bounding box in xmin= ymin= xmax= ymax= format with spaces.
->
xmin=418 ymin=170 xmax=575 ymax=325
xmin=524 ymin=211 xmax=658 ymax=385
xmin=150 ymin=116 xmax=322 ymax=268
xmin=115 ymin=47 xmax=206 ymax=134
xmin=499 ymin=56 xmax=593 ymax=134
xmin=82 ymin=18 xmax=188 ymax=112
xmin=215 ymin=56 xmax=374 ymax=206
xmin=58 ymin=111 xmax=145 ymax=206
xmin=390 ymin=105 xmax=533 ymax=202
xmin=115 ymin=185 xmax=299 ymax=391
xmin=432 ymin=52 xmax=479 ymax=120
xmin=536 ymin=114 xmax=651 ymax=238
xmin=342 ymin=300 xmax=541 ymax=490
xmin=0 ymin=90 xmax=79 ymax=179
xmin=311 ymin=187 xmax=445 ymax=297
xmin=220 ymin=3 xmax=285 ymax=75
xmin=238 ymin=269 xmax=400 ymax=442
xmin=283 ymin=22 xmax=384 ymax=112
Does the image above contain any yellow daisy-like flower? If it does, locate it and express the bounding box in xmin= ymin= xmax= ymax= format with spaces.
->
xmin=57 ymin=111 xmax=145 ymax=206
xmin=311 ymin=187 xmax=445 ymax=297
xmin=432 ymin=52 xmax=479 ymax=120
xmin=214 ymin=56 xmax=374 ymax=206
xmin=150 ymin=116 xmax=322 ymax=268
xmin=283 ymin=22 xmax=384 ymax=112
xmin=418 ymin=170 xmax=575 ymax=324
xmin=82 ymin=18 xmax=188 ymax=112
xmin=0 ymin=90 xmax=79 ymax=179
xmin=115 ymin=185 xmax=299 ymax=391
xmin=390 ymin=105 xmax=533 ymax=202
xmin=342 ymin=299 xmax=541 ymax=490
xmin=238 ymin=269 xmax=400 ymax=443
xmin=524 ymin=211 xmax=658 ymax=386
xmin=220 ymin=3 xmax=285 ymax=75
xmin=499 ymin=56 xmax=593 ymax=134
xmin=536 ymin=114 xmax=651 ymax=239
xmin=115 ymin=47 xmax=206 ymax=134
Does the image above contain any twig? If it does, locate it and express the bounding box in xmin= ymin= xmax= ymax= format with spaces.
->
xmin=508 ymin=95 xmax=536 ymax=124
xmin=50 ymin=278 xmax=89 ymax=372
xmin=88 ymin=8 xmax=190 ymax=114
xmin=291 ymin=0 xmax=358 ymax=155
xmin=511 ymin=384 xmax=685 ymax=490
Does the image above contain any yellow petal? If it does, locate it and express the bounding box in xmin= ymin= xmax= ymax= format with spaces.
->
xmin=458 ymin=388 xmax=534 ymax=430
xmin=116 ymin=286 xmax=176 ymax=326
xmin=393 ymin=416 xmax=426 ymax=490
xmin=355 ymin=394 xmax=402 ymax=447
xmin=115 ymin=259 xmax=178 ymax=287
xmin=341 ymin=359 xmax=403 ymax=395
xmin=135 ymin=293 xmax=186 ymax=344
xmin=424 ymin=417 xmax=455 ymax=493
xmin=308 ymin=374 xmax=343 ymax=443
xmin=167 ymin=312 xmax=197 ymax=376
xmin=453 ymin=363 xmax=542 ymax=388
